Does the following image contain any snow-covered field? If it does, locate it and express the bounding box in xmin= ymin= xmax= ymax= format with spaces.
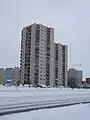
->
xmin=0 ymin=86 xmax=90 ymax=106
xmin=0 ymin=86 xmax=90 ymax=118
xmin=0 ymin=103 xmax=90 ymax=120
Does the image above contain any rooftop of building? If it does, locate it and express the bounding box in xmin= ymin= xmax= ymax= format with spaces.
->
xmin=54 ymin=42 xmax=67 ymax=47
xmin=22 ymin=23 xmax=54 ymax=31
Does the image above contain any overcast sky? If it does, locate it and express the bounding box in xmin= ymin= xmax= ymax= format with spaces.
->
xmin=0 ymin=0 xmax=90 ymax=78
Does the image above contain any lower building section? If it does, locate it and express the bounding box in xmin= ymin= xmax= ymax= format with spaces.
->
xmin=20 ymin=43 xmax=68 ymax=87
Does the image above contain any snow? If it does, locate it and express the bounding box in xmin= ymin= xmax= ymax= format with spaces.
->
xmin=0 ymin=86 xmax=90 ymax=119
xmin=0 ymin=86 xmax=90 ymax=109
xmin=0 ymin=104 xmax=90 ymax=120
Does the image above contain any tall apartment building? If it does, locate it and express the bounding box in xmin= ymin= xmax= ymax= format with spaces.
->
xmin=0 ymin=68 xmax=4 ymax=85
xmin=20 ymin=23 xmax=55 ymax=87
xmin=54 ymin=43 xmax=68 ymax=87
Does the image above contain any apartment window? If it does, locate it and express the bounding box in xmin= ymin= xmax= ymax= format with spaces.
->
xmin=41 ymin=49 xmax=43 ymax=52
xmin=41 ymin=33 xmax=43 ymax=36
xmin=40 ymin=57 xmax=42 ymax=59
xmin=40 ymin=60 xmax=43 ymax=62
xmin=40 ymin=46 xmax=43 ymax=49
xmin=41 ymin=42 xmax=43 ymax=45
xmin=40 ymin=74 xmax=42 ymax=77
xmin=40 ymin=67 xmax=43 ymax=69
xmin=41 ymin=29 xmax=43 ymax=32
xmin=63 ymin=46 xmax=65 ymax=50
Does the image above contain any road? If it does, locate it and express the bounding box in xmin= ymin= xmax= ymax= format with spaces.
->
xmin=0 ymin=87 xmax=90 ymax=116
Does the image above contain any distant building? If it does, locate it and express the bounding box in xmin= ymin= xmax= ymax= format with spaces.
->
xmin=0 ymin=68 xmax=4 ymax=85
xmin=4 ymin=68 xmax=14 ymax=84
xmin=54 ymin=43 xmax=68 ymax=87
xmin=68 ymin=68 xmax=83 ymax=88
xmin=86 ymin=78 xmax=90 ymax=84
xmin=12 ymin=67 xmax=20 ymax=85
xmin=4 ymin=67 xmax=20 ymax=85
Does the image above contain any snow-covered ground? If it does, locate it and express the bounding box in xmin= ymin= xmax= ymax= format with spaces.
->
xmin=0 ymin=86 xmax=90 ymax=106
xmin=0 ymin=103 xmax=90 ymax=120
xmin=0 ymin=86 xmax=90 ymax=117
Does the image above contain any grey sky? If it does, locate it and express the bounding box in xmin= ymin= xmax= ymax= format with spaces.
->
xmin=0 ymin=0 xmax=90 ymax=78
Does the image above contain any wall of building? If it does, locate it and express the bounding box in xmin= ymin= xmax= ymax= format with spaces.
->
xmin=38 ymin=24 xmax=47 ymax=85
xmin=49 ymin=27 xmax=55 ymax=87
xmin=20 ymin=27 xmax=27 ymax=84
xmin=54 ymin=43 xmax=68 ymax=87
xmin=64 ymin=45 xmax=68 ymax=87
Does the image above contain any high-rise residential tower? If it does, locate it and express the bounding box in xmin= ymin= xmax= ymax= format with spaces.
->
xmin=20 ymin=23 xmax=55 ymax=87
